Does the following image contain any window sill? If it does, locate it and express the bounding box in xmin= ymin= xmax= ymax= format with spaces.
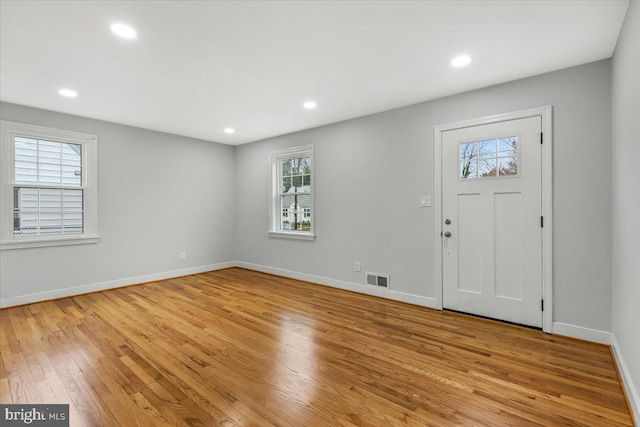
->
xmin=0 ymin=235 xmax=100 ymax=251
xmin=268 ymin=231 xmax=315 ymax=241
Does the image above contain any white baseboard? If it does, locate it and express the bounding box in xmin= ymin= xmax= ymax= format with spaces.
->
xmin=236 ymin=261 xmax=437 ymax=309
xmin=552 ymin=322 xmax=611 ymax=345
xmin=611 ymin=335 xmax=640 ymax=424
xmin=1 ymin=261 xmax=436 ymax=310
xmin=551 ymin=323 xmax=639 ymax=422
xmin=0 ymin=261 xmax=236 ymax=308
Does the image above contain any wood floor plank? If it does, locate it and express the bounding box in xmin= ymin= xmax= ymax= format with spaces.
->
xmin=0 ymin=267 xmax=634 ymax=426
xmin=0 ymin=377 xmax=12 ymax=404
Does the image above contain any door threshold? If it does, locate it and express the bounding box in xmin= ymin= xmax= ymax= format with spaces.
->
xmin=443 ymin=308 xmax=542 ymax=331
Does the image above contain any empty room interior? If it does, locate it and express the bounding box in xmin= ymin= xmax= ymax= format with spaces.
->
xmin=0 ymin=1 xmax=638 ymax=426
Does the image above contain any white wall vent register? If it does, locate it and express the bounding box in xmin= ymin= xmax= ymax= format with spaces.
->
xmin=366 ymin=272 xmax=390 ymax=288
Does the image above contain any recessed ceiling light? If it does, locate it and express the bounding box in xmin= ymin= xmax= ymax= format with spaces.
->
xmin=58 ymin=88 xmax=78 ymax=98
xmin=224 ymin=128 xmax=235 ymax=134
xmin=303 ymin=101 xmax=317 ymax=110
xmin=110 ymin=23 xmax=137 ymax=39
xmin=451 ymin=55 xmax=472 ymax=67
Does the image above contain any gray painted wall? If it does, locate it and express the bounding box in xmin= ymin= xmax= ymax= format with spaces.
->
xmin=235 ymin=59 xmax=613 ymax=332
xmin=611 ymin=0 xmax=640 ymax=417
xmin=0 ymin=59 xmax=615 ymax=335
xmin=0 ymin=102 xmax=236 ymax=301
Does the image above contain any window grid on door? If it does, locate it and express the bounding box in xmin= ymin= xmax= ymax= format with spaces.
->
xmin=459 ymin=136 xmax=519 ymax=179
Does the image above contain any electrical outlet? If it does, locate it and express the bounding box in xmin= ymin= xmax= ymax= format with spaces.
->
xmin=355 ymin=261 xmax=361 ymax=272
xmin=180 ymin=251 xmax=186 ymax=260
xmin=419 ymin=195 xmax=431 ymax=207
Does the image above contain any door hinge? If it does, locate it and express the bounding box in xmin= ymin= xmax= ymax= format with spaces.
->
xmin=541 ymin=299 xmax=544 ymax=311
xmin=540 ymin=132 xmax=543 ymax=144
xmin=541 ymin=216 xmax=544 ymax=227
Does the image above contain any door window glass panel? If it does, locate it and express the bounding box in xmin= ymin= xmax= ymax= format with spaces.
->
xmin=459 ymin=136 xmax=519 ymax=179
xmin=460 ymin=161 xmax=478 ymax=179
xmin=460 ymin=142 xmax=477 ymax=161
xmin=479 ymin=139 xmax=497 ymax=158
xmin=499 ymin=137 xmax=517 ymax=156
xmin=479 ymin=159 xmax=497 ymax=177
xmin=498 ymin=157 xmax=518 ymax=176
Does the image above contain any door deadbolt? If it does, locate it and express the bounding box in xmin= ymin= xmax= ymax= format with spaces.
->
xmin=445 ymin=219 xmax=451 ymax=225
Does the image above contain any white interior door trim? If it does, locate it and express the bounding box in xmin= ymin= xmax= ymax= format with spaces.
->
xmin=434 ymin=106 xmax=553 ymax=333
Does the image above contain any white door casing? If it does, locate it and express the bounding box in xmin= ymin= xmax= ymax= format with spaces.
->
xmin=434 ymin=106 xmax=553 ymax=332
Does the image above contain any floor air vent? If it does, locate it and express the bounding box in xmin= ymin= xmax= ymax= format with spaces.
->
xmin=366 ymin=272 xmax=390 ymax=288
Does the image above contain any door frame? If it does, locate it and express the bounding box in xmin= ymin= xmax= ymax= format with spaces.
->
xmin=433 ymin=106 xmax=553 ymax=333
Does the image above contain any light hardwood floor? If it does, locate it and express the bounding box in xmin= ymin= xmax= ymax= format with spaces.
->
xmin=0 ymin=268 xmax=634 ymax=426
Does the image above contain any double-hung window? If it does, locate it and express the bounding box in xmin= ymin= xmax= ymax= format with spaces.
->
xmin=0 ymin=121 xmax=99 ymax=250
xmin=269 ymin=145 xmax=314 ymax=240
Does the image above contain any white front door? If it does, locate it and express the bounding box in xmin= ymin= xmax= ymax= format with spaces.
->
xmin=442 ymin=116 xmax=543 ymax=328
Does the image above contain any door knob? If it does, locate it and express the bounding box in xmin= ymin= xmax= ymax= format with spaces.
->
xmin=444 ymin=231 xmax=452 ymax=238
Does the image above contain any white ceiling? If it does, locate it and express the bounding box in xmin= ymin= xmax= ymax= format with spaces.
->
xmin=0 ymin=1 xmax=629 ymax=145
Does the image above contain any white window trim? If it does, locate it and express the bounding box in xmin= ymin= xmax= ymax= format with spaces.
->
xmin=0 ymin=120 xmax=99 ymax=250
xmin=268 ymin=145 xmax=315 ymax=241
